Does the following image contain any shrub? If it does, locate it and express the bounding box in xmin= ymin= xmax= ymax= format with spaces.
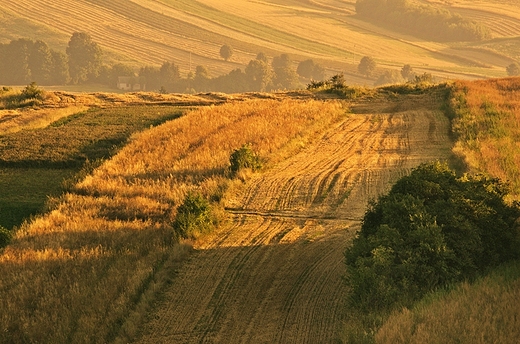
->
xmin=21 ymin=82 xmax=45 ymax=101
xmin=345 ymin=162 xmax=520 ymax=312
xmin=229 ymin=143 xmax=262 ymax=176
xmin=0 ymin=225 xmax=12 ymax=248
xmin=506 ymin=62 xmax=520 ymax=76
xmin=2 ymin=82 xmax=45 ymax=109
xmin=173 ymin=192 xmax=214 ymax=239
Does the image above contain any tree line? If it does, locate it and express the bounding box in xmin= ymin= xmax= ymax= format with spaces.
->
xmin=355 ymin=0 xmax=491 ymax=42
xmin=0 ymin=32 xmax=326 ymax=93
xmin=0 ymin=32 xmax=104 ymax=86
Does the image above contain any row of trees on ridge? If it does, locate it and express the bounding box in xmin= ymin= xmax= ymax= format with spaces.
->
xmin=0 ymin=33 xmax=328 ymax=93
xmin=355 ymin=0 xmax=491 ymax=42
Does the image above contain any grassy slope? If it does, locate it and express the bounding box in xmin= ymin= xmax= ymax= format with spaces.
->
xmin=0 ymin=97 xmax=348 ymax=343
xmin=1 ymin=0 xmax=520 ymax=83
xmin=0 ymin=104 xmax=184 ymax=229
xmin=374 ymin=77 xmax=520 ymax=343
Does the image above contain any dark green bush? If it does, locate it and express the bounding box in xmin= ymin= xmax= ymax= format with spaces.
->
xmin=355 ymin=0 xmax=491 ymax=42
xmin=229 ymin=143 xmax=262 ymax=176
xmin=345 ymin=162 xmax=520 ymax=312
xmin=0 ymin=225 xmax=12 ymax=248
xmin=173 ymin=192 xmax=214 ymax=239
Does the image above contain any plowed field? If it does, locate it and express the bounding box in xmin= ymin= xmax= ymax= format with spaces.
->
xmin=135 ymin=92 xmax=453 ymax=343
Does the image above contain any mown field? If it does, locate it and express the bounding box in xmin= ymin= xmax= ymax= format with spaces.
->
xmin=1 ymin=0 xmax=520 ymax=86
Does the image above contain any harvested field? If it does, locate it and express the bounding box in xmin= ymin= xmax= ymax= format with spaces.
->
xmin=3 ymin=0 xmax=520 ymax=81
xmin=135 ymin=91 xmax=453 ymax=343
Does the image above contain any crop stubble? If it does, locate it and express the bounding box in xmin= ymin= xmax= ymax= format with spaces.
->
xmin=135 ymin=93 xmax=452 ymax=343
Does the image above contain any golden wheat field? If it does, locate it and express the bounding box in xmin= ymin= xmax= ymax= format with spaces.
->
xmin=1 ymin=0 xmax=520 ymax=82
xmin=0 ymin=85 xmax=456 ymax=343
xmin=0 ymin=97 xmax=347 ymax=343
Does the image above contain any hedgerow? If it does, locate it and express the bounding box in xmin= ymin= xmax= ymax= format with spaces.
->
xmin=345 ymin=162 xmax=520 ymax=312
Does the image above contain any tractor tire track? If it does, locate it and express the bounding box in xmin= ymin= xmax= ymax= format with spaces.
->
xmin=135 ymin=93 xmax=453 ymax=343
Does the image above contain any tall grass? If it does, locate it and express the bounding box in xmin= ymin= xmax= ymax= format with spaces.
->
xmin=447 ymin=77 xmax=520 ymax=198
xmin=375 ymin=261 xmax=520 ymax=343
xmin=0 ymin=99 xmax=347 ymax=343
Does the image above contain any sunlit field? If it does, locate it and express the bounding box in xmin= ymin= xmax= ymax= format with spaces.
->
xmin=2 ymin=0 xmax=520 ymax=84
xmin=0 ymin=99 xmax=347 ymax=343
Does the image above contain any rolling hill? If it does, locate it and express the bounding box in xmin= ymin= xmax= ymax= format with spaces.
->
xmin=0 ymin=84 xmax=455 ymax=343
xmin=1 ymin=0 xmax=520 ymax=84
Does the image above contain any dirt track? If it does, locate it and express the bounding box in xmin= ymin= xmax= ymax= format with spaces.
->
xmin=135 ymin=93 xmax=453 ymax=343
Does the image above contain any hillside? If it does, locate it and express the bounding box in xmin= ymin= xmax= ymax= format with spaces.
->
xmin=1 ymin=0 xmax=520 ymax=84
xmin=135 ymin=88 xmax=454 ymax=343
xmin=0 ymin=86 xmax=454 ymax=343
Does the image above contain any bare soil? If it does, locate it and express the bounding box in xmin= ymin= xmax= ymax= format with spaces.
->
xmin=135 ymin=92 xmax=453 ymax=343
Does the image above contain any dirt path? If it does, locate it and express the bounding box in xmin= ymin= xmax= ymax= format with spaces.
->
xmin=135 ymin=94 xmax=453 ymax=343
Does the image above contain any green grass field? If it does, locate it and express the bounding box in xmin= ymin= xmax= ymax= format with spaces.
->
xmin=0 ymin=105 xmax=185 ymax=229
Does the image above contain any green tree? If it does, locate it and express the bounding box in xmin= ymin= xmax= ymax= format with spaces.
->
xmin=345 ymin=162 xmax=520 ymax=312
xmin=506 ymin=62 xmax=520 ymax=76
xmin=50 ymin=51 xmax=70 ymax=85
xmin=297 ymin=59 xmax=315 ymax=79
xmin=358 ymin=56 xmax=376 ymax=77
xmin=297 ymin=59 xmax=325 ymax=80
xmin=271 ymin=54 xmax=299 ymax=90
xmin=256 ymin=52 xmax=269 ymax=64
xmin=401 ymin=64 xmax=415 ymax=80
xmin=245 ymin=57 xmax=272 ymax=91
xmin=212 ymin=68 xmax=248 ymax=93
xmin=3 ymin=39 xmax=32 ymax=85
xmin=194 ymin=65 xmax=210 ymax=92
xmin=375 ymin=70 xmax=403 ymax=86
xmin=159 ymin=61 xmax=180 ymax=92
xmin=28 ymin=40 xmax=53 ymax=85
xmin=219 ymin=44 xmax=233 ymax=61
xmin=139 ymin=65 xmax=160 ymax=91
xmin=66 ymin=32 xmax=102 ymax=84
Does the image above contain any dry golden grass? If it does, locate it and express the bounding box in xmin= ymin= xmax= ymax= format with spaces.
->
xmin=375 ymin=262 xmax=520 ymax=344
xmin=0 ymin=99 xmax=347 ymax=343
xmin=450 ymin=77 xmax=520 ymax=197
xmin=0 ymin=106 xmax=88 ymax=135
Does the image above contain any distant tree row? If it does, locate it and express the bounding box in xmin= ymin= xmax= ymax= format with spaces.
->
xmin=0 ymin=33 xmax=104 ymax=86
xmin=0 ymin=39 xmax=69 ymax=85
xmin=136 ymin=52 xmax=325 ymax=93
xmin=0 ymin=34 xmax=327 ymax=93
xmin=355 ymin=0 xmax=491 ymax=42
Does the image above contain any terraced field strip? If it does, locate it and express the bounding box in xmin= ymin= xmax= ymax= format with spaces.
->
xmin=135 ymin=93 xmax=453 ymax=343
xmin=449 ymin=5 xmax=520 ymax=37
